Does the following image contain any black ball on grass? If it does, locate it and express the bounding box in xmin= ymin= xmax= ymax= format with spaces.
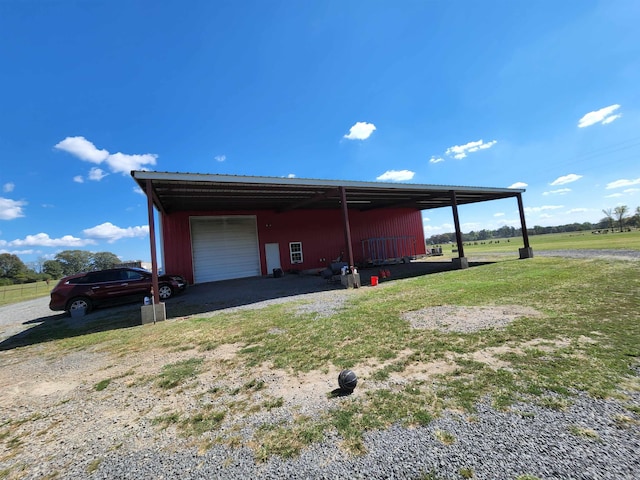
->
xmin=338 ymin=369 xmax=358 ymax=392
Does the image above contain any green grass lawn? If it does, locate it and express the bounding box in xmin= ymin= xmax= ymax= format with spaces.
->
xmin=38 ymin=251 xmax=638 ymax=459
xmin=2 ymin=232 xmax=639 ymax=467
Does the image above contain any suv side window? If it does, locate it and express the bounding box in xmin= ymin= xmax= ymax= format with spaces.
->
xmin=68 ymin=275 xmax=90 ymax=285
xmin=87 ymin=271 xmax=121 ymax=283
xmin=123 ymin=270 xmax=145 ymax=281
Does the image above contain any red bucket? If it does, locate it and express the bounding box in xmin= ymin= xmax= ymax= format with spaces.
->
xmin=370 ymin=276 xmax=379 ymax=286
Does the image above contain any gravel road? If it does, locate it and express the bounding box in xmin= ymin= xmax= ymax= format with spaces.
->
xmin=1 ymin=250 xmax=639 ymax=479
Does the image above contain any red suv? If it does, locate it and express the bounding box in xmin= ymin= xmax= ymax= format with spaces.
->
xmin=49 ymin=267 xmax=187 ymax=314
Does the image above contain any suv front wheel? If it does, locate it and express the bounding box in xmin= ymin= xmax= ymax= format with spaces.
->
xmin=158 ymin=284 xmax=173 ymax=300
xmin=67 ymin=297 xmax=92 ymax=314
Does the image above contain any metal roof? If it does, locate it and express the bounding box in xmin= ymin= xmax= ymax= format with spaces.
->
xmin=131 ymin=171 xmax=525 ymax=215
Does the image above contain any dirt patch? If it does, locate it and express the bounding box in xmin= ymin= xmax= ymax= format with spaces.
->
xmin=387 ymin=360 xmax=458 ymax=385
xmin=212 ymin=342 xmax=244 ymax=361
xmin=402 ymin=305 xmax=543 ymax=333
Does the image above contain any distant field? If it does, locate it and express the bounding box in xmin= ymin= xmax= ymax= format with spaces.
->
xmin=437 ymin=229 xmax=640 ymax=257
xmin=0 ymin=280 xmax=53 ymax=306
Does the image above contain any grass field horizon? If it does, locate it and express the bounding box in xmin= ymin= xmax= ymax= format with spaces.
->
xmin=1 ymin=230 xmax=638 ymax=308
xmin=437 ymin=228 xmax=640 ymax=257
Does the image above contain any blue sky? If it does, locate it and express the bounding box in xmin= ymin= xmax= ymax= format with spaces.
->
xmin=1 ymin=0 xmax=639 ymax=267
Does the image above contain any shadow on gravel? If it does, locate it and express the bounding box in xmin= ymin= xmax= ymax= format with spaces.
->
xmin=0 ymin=259 xmax=494 ymax=351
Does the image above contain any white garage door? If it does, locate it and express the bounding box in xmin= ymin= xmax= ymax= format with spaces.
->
xmin=191 ymin=216 xmax=261 ymax=283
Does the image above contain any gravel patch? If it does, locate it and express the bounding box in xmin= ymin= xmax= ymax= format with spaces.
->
xmin=71 ymin=390 xmax=640 ymax=480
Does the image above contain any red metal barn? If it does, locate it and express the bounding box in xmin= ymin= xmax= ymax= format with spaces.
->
xmin=131 ymin=172 xmax=530 ymax=286
xmin=160 ymin=207 xmax=425 ymax=284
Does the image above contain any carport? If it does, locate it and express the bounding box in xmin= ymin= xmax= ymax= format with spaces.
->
xmin=131 ymin=171 xmax=532 ymax=307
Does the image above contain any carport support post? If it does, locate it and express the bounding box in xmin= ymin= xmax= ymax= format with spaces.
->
xmin=517 ymin=192 xmax=534 ymax=259
xmin=450 ymin=190 xmax=468 ymax=269
xmin=146 ymin=179 xmax=160 ymax=305
xmin=339 ymin=186 xmax=355 ymax=268
xmin=142 ymin=179 xmax=166 ymax=323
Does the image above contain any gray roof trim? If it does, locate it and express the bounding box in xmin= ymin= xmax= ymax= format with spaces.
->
xmin=131 ymin=170 xmax=524 ymax=194
xmin=131 ymin=170 xmax=525 ymax=214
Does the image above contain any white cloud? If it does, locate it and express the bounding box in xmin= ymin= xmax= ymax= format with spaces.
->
xmin=0 ymin=248 xmax=37 ymax=255
xmin=494 ymin=212 xmax=505 ymax=217
xmin=344 ymin=122 xmax=376 ymax=140
xmin=525 ymin=205 xmax=564 ymax=214
xmin=287 ymin=173 xmax=296 ymax=178
xmin=623 ymin=188 xmax=639 ymax=194
xmin=445 ymin=139 xmax=497 ymax=159
xmin=543 ymin=188 xmax=571 ymax=196
xmin=550 ymin=174 xmax=582 ymax=186
xmin=105 ymin=152 xmax=157 ymax=174
xmin=423 ymin=223 xmax=453 ymax=234
xmin=55 ymin=136 xmax=158 ymax=175
xmin=567 ymin=208 xmax=589 ymax=214
xmin=605 ymin=193 xmax=623 ymax=198
xmin=73 ymin=175 xmax=84 ymax=183
xmin=429 ymin=156 xmax=444 ymax=164
xmin=3 ymin=183 xmax=15 ymax=193
xmin=496 ymin=218 xmax=520 ymax=227
xmin=214 ymin=155 xmax=226 ymax=162
xmin=508 ymin=182 xmax=528 ymax=189
xmin=578 ymin=104 xmax=621 ymax=128
xmin=88 ymin=167 xmax=108 ymax=181
xmin=83 ymin=222 xmax=149 ymax=243
xmin=606 ymin=178 xmax=640 ymax=189
xmin=8 ymin=232 xmax=95 ymax=247
xmin=55 ymin=136 xmax=109 ymax=163
xmin=601 ymin=114 xmax=622 ymax=125
xmin=376 ymin=170 xmax=415 ymax=182
xmin=133 ymin=186 xmax=145 ymax=195
xmin=0 ymin=197 xmax=26 ymax=220
xmin=462 ymin=222 xmax=482 ymax=231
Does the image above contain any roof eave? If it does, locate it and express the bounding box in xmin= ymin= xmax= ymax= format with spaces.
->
xmin=130 ymin=170 xmax=525 ymax=194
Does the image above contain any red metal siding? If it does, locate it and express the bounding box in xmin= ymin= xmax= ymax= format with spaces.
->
xmin=161 ymin=212 xmax=194 ymax=283
xmin=161 ymin=208 xmax=425 ymax=283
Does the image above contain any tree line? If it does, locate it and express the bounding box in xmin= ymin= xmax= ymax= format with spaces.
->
xmin=427 ymin=205 xmax=639 ymax=245
xmin=0 ymin=250 xmax=124 ymax=286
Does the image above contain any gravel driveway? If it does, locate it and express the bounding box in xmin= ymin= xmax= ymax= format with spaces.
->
xmin=1 ymin=250 xmax=639 ymax=479
xmin=0 ymin=297 xmax=56 ymax=344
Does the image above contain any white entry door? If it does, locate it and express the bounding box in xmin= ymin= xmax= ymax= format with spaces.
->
xmin=265 ymin=243 xmax=281 ymax=276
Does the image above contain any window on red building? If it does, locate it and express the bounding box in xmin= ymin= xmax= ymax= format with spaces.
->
xmin=289 ymin=242 xmax=303 ymax=264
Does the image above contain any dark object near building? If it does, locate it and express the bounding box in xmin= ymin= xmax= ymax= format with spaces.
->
xmin=49 ymin=267 xmax=187 ymax=314
xmin=338 ymin=369 xmax=358 ymax=392
xmin=272 ymin=268 xmax=284 ymax=278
